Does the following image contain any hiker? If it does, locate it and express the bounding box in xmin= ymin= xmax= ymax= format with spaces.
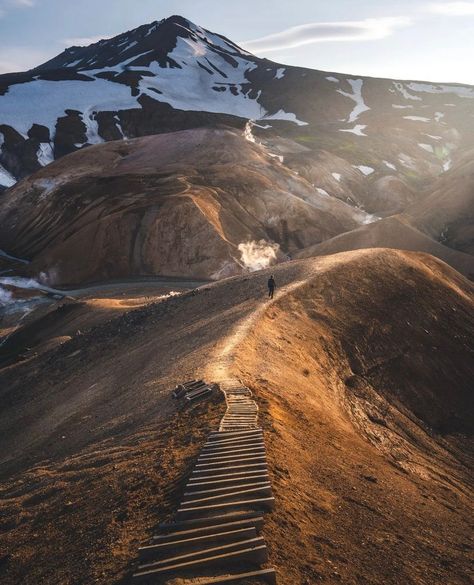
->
xmin=267 ymin=275 xmax=276 ymax=299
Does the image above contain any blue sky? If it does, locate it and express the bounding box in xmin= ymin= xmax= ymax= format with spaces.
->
xmin=1 ymin=0 xmax=473 ymax=84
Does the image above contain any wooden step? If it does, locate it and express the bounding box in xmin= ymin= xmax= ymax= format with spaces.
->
xmin=140 ymin=527 xmax=257 ymax=560
xmin=132 ymin=545 xmax=268 ymax=583
xmin=203 ymin=436 xmax=264 ymax=448
xmin=138 ymin=537 xmax=266 ymax=571
xmin=208 ymin=429 xmax=262 ymax=439
xmin=185 ymin=474 xmax=270 ymax=492
xmin=176 ymin=497 xmax=275 ymax=519
xmin=184 ymin=480 xmax=271 ymax=499
xmin=195 ymin=456 xmax=267 ymax=469
xmin=181 ymin=485 xmax=272 ymax=507
xmin=198 ymin=450 xmax=266 ymax=463
xmin=190 ymin=463 xmax=269 ymax=478
xmin=152 ymin=517 xmax=264 ymax=542
xmin=196 ymin=568 xmax=277 ymax=585
xmin=158 ymin=513 xmax=264 ymax=534
xmin=202 ymin=441 xmax=265 ymax=454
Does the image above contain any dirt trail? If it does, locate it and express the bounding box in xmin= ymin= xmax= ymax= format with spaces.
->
xmin=0 ymin=249 xmax=472 ymax=585
xmin=205 ymin=279 xmax=306 ymax=383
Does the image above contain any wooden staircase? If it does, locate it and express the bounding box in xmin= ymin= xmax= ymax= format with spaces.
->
xmin=131 ymin=379 xmax=276 ymax=584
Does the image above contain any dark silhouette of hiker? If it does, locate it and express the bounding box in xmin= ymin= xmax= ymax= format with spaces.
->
xmin=268 ymin=275 xmax=276 ymax=299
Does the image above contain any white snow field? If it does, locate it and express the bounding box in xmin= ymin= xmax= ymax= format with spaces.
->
xmin=0 ymin=22 xmax=305 ymax=149
xmin=0 ymin=78 xmax=136 ymax=138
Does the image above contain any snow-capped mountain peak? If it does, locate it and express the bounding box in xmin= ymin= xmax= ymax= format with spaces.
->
xmin=35 ymin=15 xmax=252 ymax=73
xmin=1 ymin=14 xmax=474 ymax=189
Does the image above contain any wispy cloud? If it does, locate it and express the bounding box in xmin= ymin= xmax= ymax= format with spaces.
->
xmin=426 ymin=1 xmax=474 ymax=15
xmin=0 ymin=46 xmax=54 ymax=73
xmin=61 ymin=35 xmax=113 ymax=47
xmin=0 ymin=0 xmax=35 ymax=15
xmin=242 ymin=17 xmax=412 ymax=53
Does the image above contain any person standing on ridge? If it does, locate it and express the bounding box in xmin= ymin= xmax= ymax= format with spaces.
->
xmin=267 ymin=275 xmax=276 ymax=299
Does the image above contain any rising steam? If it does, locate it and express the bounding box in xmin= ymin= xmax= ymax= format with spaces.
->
xmin=238 ymin=240 xmax=279 ymax=272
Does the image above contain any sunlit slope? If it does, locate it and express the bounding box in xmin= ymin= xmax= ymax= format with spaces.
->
xmin=0 ymin=128 xmax=371 ymax=285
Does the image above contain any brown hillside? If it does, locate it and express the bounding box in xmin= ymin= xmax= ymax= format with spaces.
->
xmin=295 ymin=216 xmax=474 ymax=278
xmin=0 ymin=128 xmax=370 ymax=285
xmin=405 ymin=150 xmax=474 ymax=255
xmin=0 ymin=250 xmax=472 ymax=584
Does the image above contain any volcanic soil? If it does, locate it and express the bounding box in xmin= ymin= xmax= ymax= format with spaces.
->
xmin=0 ymin=249 xmax=473 ymax=585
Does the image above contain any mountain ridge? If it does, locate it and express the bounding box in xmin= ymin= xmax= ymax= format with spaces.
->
xmin=1 ymin=14 xmax=474 ymax=188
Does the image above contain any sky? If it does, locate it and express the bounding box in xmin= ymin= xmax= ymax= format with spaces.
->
xmin=0 ymin=0 xmax=473 ymax=84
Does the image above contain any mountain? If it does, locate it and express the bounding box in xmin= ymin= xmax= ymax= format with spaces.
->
xmin=1 ymin=14 xmax=474 ymax=193
xmin=0 ymin=128 xmax=375 ymax=285
xmin=0 ymin=14 xmax=473 ymax=283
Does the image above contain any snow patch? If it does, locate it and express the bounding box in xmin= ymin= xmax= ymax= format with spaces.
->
xmin=398 ymin=153 xmax=417 ymax=170
xmin=434 ymin=111 xmax=444 ymax=122
xmin=337 ymin=79 xmax=370 ymax=123
xmin=113 ymin=115 xmax=125 ymax=138
xmin=81 ymin=108 xmax=104 ymax=144
xmin=244 ymin=120 xmax=256 ymax=143
xmin=443 ymin=159 xmax=452 ymax=171
xmin=316 ymin=187 xmax=330 ymax=197
xmin=0 ymin=78 xmax=136 ymax=138
xmin=418 ymin=143 xmax=434 ymax=153
xmin=36 ymin=142 xmax=54 ymax=166
xmin=120 ymin=40 xmax=138 ymax=53
xmin=393 ymin=82 xmax=421 ymax=101
xmin=274 ymin=68 xmax=286 ymax=79
xmin=339 ymin=124 xmax=367 ymax=136
xmin=383 ymin=160 xmax=396 ymax=170
xmin=332 ymin=172 xmax=342 ymax=182
xmin=403 ymin=116 xmax=430 ymax=122
xmin=0 ymin=163 xmax=16 ymax=188
xmin=353 ymin=165 xmax=374 ymax=176
xmin=65 ymin=58 xmax=83 ymax=68
xmin=0 ymin=276 xmax=59 ymax=293
xmin=361 ymin=213 xmax=380 ymax=225
xmin=424 ymin=134 xmax=442 ymax=140
xmin=238 ymin=240 xmax=279 ymax=271
xmin=406 ymin=82 xmax=474 ymax=99
xmin=326 ymin=76 xmax=339 ymax=83
xmin=262 ymin=109 xmax=308 ymax=126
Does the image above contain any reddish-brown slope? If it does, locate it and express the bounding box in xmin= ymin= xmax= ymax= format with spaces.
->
xmin=0 ymin=128 xmax=369 ymax=285
xmin=295 ymin=216 xmax=474 ymax=278
xmin=0 ymin=250 xmax=472 ymax=584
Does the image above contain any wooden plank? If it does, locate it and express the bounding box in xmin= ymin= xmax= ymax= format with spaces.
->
xmin=132 ymin=545 xmax=268 ymax=582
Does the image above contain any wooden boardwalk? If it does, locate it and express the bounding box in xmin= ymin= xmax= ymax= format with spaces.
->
xmin=131 ymin=379 xmax=276 ymax=584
